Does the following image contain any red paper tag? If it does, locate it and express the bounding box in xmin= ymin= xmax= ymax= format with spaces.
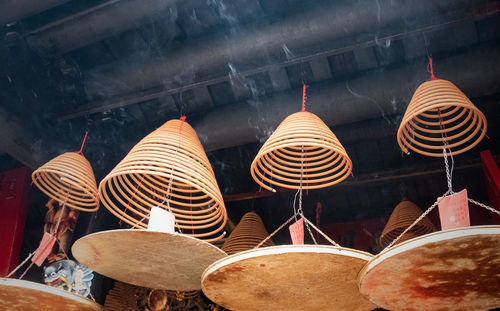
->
xmin=438 ymin=189 xmax=470 ymax=230
xmin=31 ymin=232 xmax=57 ymax=267
xmin=289 ymin=217 xmax=304 ymax=245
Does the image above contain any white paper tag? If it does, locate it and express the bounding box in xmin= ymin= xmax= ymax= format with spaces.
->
xmin=147 ymin=206 xmax=176 ymax=233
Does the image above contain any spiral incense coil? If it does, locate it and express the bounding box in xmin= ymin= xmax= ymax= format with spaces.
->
xmin=99 ymin=119 xmax=227 ymax=242
xmin=397 ymin=79 xmax=487 ymax=157
xmin=222 ymin=212 xmax=274 ymax=255
xmin=32 ymin=152 xmax=99 ymax=212
xmin=379 ymin=200 xmax=436 ymax=248
xmin=251 ymin=111 xmax=352 ymax=191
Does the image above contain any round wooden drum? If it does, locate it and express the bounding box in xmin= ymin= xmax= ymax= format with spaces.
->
xmin=72 ymin=229 xmax=227 ymax=290
xmin=359 ymin=225 xmax=500 ymax=311
xmin=202 ymin=245 xmax=376 ymax=311
xmin=0 ymin=278 xmax=103 ymax=311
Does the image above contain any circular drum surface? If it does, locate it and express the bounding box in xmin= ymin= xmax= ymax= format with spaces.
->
xmin=359 ymin=226 xmax=500 ymax=311
xmin=0 ymin=278 xmax=103 ymax=311
xmin=202 ymin=245 xmax=376 ymax=311
xmin=72 ymin=229 xmax=227 ymax=290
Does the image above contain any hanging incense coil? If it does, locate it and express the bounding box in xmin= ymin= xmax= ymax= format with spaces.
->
xmin=99 ymin=119 xmax=227 ymax=242
xmin=251 ymin=111 xmax=352 ymax=191
xmin=379 ymin=200 xmax=436 ymax=248
xmin=397 ymin=79 xmax=487 ymax=157
xmin=32 ymin=152 xmax=99 ymax=212
xmin=222 ymin=212 xmax=274 ymax=255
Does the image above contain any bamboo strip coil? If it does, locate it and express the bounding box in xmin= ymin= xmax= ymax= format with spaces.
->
xmin=397 ymin=79 xmax=487 ymax=157
xmin=222 ymin=212 xmax=274 ymax=255
xmin=32 ymin=152 xmax=99 ymax=212
xmin=251 ymin=111 xmax=352 ymax=191
xmin=379 ymin=200 xmax=436 ymax=248
xmin=99 ymin=119 xmax=227 ymax=242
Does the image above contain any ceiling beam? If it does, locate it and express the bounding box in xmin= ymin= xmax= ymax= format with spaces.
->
xmin=0 ymin=106 xmax=46 ymax=169
xmin=58 ymin=11 xmax=496 ymax=121
xmin=192 ymin=45 xmax=500 ymax=152
xmin=26 ymin=0 xmax=190 ymax=54
xmin=81 ymin=0 xmax=487 ymax=100
xmin=0 ymin=0 xmax=70 ymax=25
xmin=223 ymin=156 xmax=493 ymax=203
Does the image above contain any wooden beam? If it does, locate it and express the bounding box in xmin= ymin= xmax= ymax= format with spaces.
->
xmin=223 ymin=157 xmax=493 ymax=203
xmin=0 ymin=107 xmax=45 ymax=169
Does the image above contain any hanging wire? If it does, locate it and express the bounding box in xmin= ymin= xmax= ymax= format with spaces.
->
xmin=437 ymin=108 xmax=455 ymax=194
xmin=254 ymin=84 xmax=344 ymax=248
xmin=7 ymin=188 xmax=71 ymax=279
xmin=6 ymin=252 xmax=35 ymax=278
xmin=254 ymin=214 xmax=297 ymax=248
xmin=384 ymin=189 xmax=452 ymax=250
xmin=468 ymin=198 xmax=500 ymax=216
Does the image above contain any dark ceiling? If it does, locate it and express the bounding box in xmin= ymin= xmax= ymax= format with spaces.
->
xmin=1 ymin=0 xmax=500 ymax=249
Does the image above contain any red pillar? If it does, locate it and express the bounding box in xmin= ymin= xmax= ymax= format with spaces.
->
xmin=0 ymin=167 xmax=31 ymax=277
xmin=480 ymin=150 xmax=500 ymax=224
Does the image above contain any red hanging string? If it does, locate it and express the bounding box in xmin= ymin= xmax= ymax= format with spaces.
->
xmin=75 ymin=131 xmax=89 ymax=155
xmin=315 ymin=202 xmax=322 ymax=227
xmin=426 ymin=57 xmax=437 ymax=80
xmin=301 ymin=84 xmax=307 ymax=112
xmin=178 ymin=116 xmax=186 ymax=145
xmin=315 ymin=202 xmax=322 ymax=240
xmin=120 ymin=182 xmax=141 ymax=225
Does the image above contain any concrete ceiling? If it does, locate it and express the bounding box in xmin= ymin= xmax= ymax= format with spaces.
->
xmin=1 ymin=0 xmax=499 ymax=244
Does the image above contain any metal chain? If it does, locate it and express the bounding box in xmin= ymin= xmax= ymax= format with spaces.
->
xmin=302 ymin=217 xmax=340 ymax=247
xmin=257 ymin=145 xmax=338 ymax=247
xmin=384 ymin=189 xmax=451 ymax=250
xmin=254 ymin=214 xmax=297 ymax=248
xmin=304 ymin=219 xmax=318 ymax=244
xmin=468 ymin=198 xmax=500 ymax=216
xmin=131 ymin=216 xmax=147 ymax=229
xmin=297 ymin=146 xmax=304 ymax=215
xmin=442 ymin=145 xmax=453 ymax=193
xmin=438 ymin=108 xmax=454 ymax=193
xmin=296 ymin=145 xmax=320 ymax=243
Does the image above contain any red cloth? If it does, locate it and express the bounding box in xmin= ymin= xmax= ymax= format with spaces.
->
xmin=31 ymin=232 xmax=56 ymax=267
